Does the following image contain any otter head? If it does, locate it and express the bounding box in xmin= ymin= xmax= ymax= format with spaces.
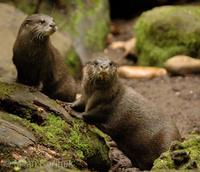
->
xmin=83 ymin=57 xmax=118 ymax=88
xmin=21 ymin=14 xmax=57 ymax=41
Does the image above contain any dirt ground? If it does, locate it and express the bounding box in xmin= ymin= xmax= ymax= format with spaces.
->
xmin=123 ymin=75 xmax=200 ymax=138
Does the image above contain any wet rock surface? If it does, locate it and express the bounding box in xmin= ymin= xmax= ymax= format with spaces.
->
xmin=0 ymin=115 xmax=35 ymax=147
xmin=118 ymin=66 xmax=167 ymax=79
xmin=165 ymin=55 xmax=200 ymax=75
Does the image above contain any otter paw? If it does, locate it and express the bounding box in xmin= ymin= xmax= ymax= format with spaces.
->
xmin=70 ymin=111 xmax=83 ymax=119
xmin=29 ymin=86 xmax=39 ymax=92
xmin=56 ymin=100 xmax=72 ymax=108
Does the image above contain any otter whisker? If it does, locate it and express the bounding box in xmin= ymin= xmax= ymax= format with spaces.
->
xmin=38 ymin=32 xmax=42 ymax=40
xmin=36 ymin=33 xmax=40 ymax=40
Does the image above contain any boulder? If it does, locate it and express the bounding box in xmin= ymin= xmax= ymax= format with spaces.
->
xmin=165 ymin=55 xmax=200 ymax=75
xmin=135 ymin=6 xmax=200 ymax=66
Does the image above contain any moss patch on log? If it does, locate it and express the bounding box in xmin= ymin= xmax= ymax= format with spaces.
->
xmin=0 ymin=81 xmax=111 ymax=171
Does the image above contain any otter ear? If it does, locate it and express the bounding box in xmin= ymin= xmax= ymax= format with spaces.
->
xmin=85 ymin=61 xmax=92 ymax=66
xmin=24 ymin=19 xmax=32 ymax=26
xmin=112 ymin=61 xmax=119 ymax=67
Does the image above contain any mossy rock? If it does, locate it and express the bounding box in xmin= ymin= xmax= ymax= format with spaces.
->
xmin=152 ymin=134 xmax=200 ymax=170
xmin=135 ymin=6 xmax=200 ymax=66
xmin=0 ymin=81 xmax=111 ymax=171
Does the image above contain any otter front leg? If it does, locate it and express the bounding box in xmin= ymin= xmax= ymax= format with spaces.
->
xmin=29 ymin=82 xmax=43 ymax=92
xmin=70 ymin=110 xmax=84 ymax=120
xmin=69 ymin=109 xmax=102 ymax=123
xmin=69 ymin=103 xmax=110 ymax=124
xmin=71 ymin=96 xmax=86 ymax=112
xmin=80 ymin=105 xmax=109 ymax=124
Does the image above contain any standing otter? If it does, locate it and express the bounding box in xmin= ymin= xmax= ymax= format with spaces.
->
xmin=70 ymin=57 xmax=181 ymax=170
xmin=13 ymin=14 xmax=76 ymax=102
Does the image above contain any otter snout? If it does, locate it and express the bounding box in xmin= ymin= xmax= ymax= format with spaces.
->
xmin=98 ymin=63 xmax=110 ymax=75
xmin=50 ymin=22 xmax=57 ymax=31
xmin=48 ymin=22 xmax=57 ymax=33
xmin=99 ymin=63 xmax=109 ymax=70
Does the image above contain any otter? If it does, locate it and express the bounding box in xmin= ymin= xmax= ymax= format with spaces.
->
xmin=13 ymin=14 xmax=76 ymax=102
xmin=69 ymin=57 xmax=181 ymax=170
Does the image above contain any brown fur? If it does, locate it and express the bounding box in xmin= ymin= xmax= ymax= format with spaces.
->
xmin=71 ymin=57 xmax=181 ymax=170
xmin=13 ymin=14 xmax=76 ymax=102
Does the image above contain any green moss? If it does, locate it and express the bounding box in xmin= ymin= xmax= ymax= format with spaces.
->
xmin=182 ymin=135 xmax=200 ymax=165
xmin=65 ymin=0 xmax=109 ymax=52
xmin=152 ymin=134 xmax=200 ymax=170
xmin=0 ymin=82 xmax=16 ymax=98
xmin=85 ymin=18 xmax=108 ymax=50
xmin=91 ymin=127 xmax=110 ymax=141
xmin=69 ymin=121 xmax=109 ymax=162
xmin=65 ymin=49 xmax=81 ymax=78
xmin=4 ymin=0 xmax=36 ymax=14
xmin=0 ymin=111 xmax=26 ymax=125
xmin=13 ymin=113 xmax=110 ymax=169
xmin=30 ymin=114 xmax=69 ymax=150
xmin=1 ymin=112 xmax=110 ymax=170
xmin=135 ymin=6 xmax=200 ymax=66
xmin=153 ymin=152 xmax=175 ymax=170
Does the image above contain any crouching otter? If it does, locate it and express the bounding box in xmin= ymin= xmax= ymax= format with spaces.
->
xmin=13 ymin=14 xmax=76 ymax=102
xmin=69 ymin=57 xmax=181 ymax=170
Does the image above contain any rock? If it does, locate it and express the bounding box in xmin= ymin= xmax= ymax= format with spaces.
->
xmin=106 ymin=37 xmax=137 ymax=64
xmin=118 ymin=66 xmax=167 ymax=79
xmin=0 ymin=81 xmax=111 ymax=171
xmin=164 ymin=55 xmax=200 ymax=75
xmin=107 ymin=140 xmax=134 ymax=172
xmin=108 ymin=38 xmax=136 ymax=56
xmin=0 ymin=3 xmax=24 ymax=82
xmin=0 ymin=115 xmax=35 ymax=147
xmin=0 ymin=81 xmax=72 ymax=123
xmin=135 ymin=6 xmax=200 ymax=66
xmin=152 ymin=134 xmax=200 ymax=170
xmin=0 ymin=3 xmax=74 ymax=82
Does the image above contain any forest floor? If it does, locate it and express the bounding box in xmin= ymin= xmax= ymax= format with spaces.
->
xmin=124 ymin=75 xmax=200 ymax=138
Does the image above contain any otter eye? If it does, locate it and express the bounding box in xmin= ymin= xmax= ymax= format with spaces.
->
xmin=94 ymin=61 xmax=98 ymax=66
xmin=39 ymin=20 xmax=45 ymax=24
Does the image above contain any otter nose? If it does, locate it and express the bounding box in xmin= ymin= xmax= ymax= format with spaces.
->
xmin=100 ymin=63 xmax=108 ymax=69
xmin=50 ymin=23 xmax=56 ymax=29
